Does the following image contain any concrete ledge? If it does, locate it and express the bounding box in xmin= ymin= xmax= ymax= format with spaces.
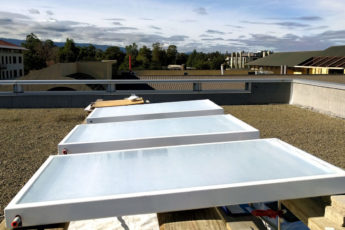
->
xmin=290 ymin=81 xmax=345 ymax=118
xmin=293 ymin=79 xmax=345 ymax=91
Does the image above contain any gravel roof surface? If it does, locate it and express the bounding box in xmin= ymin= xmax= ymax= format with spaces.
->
xmin=0 ymin=105 xmax=344 ymax=220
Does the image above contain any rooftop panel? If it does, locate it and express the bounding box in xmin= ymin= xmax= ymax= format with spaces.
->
xmin=58 ymin=114 xmax=259 ymax=154
xmin=5 ymin=139 xmax=345 ymax=227
xmin=87 ymin=99 xmax=224 ymax=123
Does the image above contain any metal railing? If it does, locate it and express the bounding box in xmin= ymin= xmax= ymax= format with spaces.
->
xmin=0 ymin=78 xmax=293 ymax=94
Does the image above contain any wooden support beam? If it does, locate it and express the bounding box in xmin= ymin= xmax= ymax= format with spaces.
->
xmin=215 ymin=207 xmax=267 ymax=230
xmin=308 ymin=217 xmax=345 ymax=230
xmin=158 ymin=207 xmax=268 ymax=230
xmin=282 ymin=196 xmax=345 ymax=229
xmin=158 ymin=208 xmax=228 ymax=230
xmin=282 ymin=197 xmax=329 ymax=225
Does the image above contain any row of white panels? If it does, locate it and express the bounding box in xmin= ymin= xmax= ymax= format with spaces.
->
xmin=5 ymin=99 xmax=345 ymax=228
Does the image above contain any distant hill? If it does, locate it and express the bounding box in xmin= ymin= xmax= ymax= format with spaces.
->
xmin=0 ymin=38 xmax=126 ymax=52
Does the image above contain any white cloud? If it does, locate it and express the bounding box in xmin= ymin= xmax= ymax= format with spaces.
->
xmin=28 ymin=9 xmax=40 ymax=14
xmin=0 ymin=0 xmax=344 ymax=52
xmin=193 ymin=7 xmax=207 ymax=15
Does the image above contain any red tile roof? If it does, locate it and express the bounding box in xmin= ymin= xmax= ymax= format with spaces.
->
xmin=0 ymin=40 xmax=26 ymax=50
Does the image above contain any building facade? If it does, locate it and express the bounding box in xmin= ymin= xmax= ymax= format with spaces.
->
xmin=226 ymin=51 xmax=272 ymax=69
xmin=247 ymin=46 xmax=345 ymax=75
xmin=0 ymin=40 xmax=26 ymax=80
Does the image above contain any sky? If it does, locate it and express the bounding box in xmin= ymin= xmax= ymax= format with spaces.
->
xmin=1 ymin=0 xmax=345 ymax=52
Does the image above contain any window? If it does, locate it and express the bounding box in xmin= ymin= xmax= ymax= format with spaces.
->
xmin=1 ymin=56 xmax=3 ymax=64
xmin=13 ymin=56 xmax=17 ymax=64
xmin=10 ymin=70 xmax=12 ymax=78
xmin=19 ymin=56 xmax=22 ymax=64
xmin=14 ymin=70 xmax=17 ymax=78
xmin=6 ymin=56 xmax=8 ymax=64
xmin=6 ymin=71 xmax=9 ymax=78
xmin=9 ymin=56 xmax=12 ymax=64
xmin=20 ymin=69 xmax=23 ymax=76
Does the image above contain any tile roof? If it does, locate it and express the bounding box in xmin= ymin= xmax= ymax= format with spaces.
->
xmin=247 ymin=45 xmax=345 ymax=67
xmin=0 ymin=40 xmax=27 ymax=50
xmin=297 ymin=56 xmax=345 ymax=68
xmin=246 ymin=51 xmax=321 ymax=67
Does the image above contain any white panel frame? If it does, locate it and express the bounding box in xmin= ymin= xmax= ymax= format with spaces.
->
xmin=58 ymin=115 xmax=260 ymax=154
xmin=5 ymin=139 xmax=345 ymax=228
xmin=86 ymin=99 xmax=224 ymax=124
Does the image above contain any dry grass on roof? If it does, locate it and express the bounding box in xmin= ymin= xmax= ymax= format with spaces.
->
xmin=0 ymin=105 xmax=344 ymax=220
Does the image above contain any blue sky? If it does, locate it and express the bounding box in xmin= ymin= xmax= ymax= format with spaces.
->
xmin=1 ymin=0 xmax=345 ymax=52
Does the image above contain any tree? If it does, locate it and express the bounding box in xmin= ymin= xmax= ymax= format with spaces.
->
xmin=136 ymin=45 xmax=152 ymax=69
xmin=176 ymin=52 xmax=188 ymax=65
xmin=77 ymin=45 xmax=96 ymax=61
xmin=120 ymin=43 xmax=138 ymax=70
xmin=208 ymin=52 xmax=225 ymax=69
xmin=95 ymin=49 xmax=104 ymax=61
xmin=104 ymin=46 xmax=125 ymax=64
xmin=166 ymin=45 xmax=177 ymax=64
xmin=186 ymin=50 xmax=211 ymax=69
xmin=21 ymin=33 xmax=46 ymax=74
xmin=151 ymin=42 xmax=166 ymax=69
xmin=58 ymin=38 xmax=79 ymax=62
xmin=186 ymin=50 xmax=198 ymax=67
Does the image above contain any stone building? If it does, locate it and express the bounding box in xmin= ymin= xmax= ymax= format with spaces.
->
xmin=0 ymin=40 xmax=26 ymax=80
xmin=226 ymin=51 xmax=272 ymax=69
xmin=247 ymin=46 xmax=345 ymax=75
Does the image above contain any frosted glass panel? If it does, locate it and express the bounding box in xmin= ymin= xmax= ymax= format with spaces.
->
xmin=20 ymin=139 xmax=339 ymax=204
xmin=67 ymin=115 xmax=249 ymax=143
xmin=90 ymin=99 xmax=222 ymax=118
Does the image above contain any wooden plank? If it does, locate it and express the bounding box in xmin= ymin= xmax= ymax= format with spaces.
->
xmin=92 ymin=98 xmax=144 ymax=108
xmin=331 ymin=195 xmax=345 ymax=213
xmin=0 ymin=220 xmax=8 ymax=230
xmin=308 ymin=217 xmax=345 ymax=230
xmin=158 ymin=208 xmax=228 ymax=230
xmin=282 ymin=197 xmax=329 ymax=225
xmin=215 ymin=207 xmax=267 ymax=230
xmin=325 ymin=206 xmax=345 ymax=226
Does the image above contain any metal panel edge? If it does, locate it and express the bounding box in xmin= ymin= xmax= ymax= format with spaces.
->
xmin=87 ymin=108 xmax=224 ymax=123
xmin=58 ymin=131 xmax=260 ymax=154
xmin=4 ymin=156 xmax=55 ymax=228
xmin=6 ymin=175 xmax=345 ymax=227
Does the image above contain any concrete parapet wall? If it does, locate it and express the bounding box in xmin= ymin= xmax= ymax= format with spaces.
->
xmin=290 ymin=80 xmax=345 ymax=118
xmin=23 ymin=61 xmax=113 ymax=81
xmin=1 ymin=79 xmax=345 ymax=116
xmin=0 ymin=82 xmax=291 ymax=108
xmin=24 ymin=63 xmax=77 ymax=80
xmin=77 ymin=62 xmax=112 ymax=79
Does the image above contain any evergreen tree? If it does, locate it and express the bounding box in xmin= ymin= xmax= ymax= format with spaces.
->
xmin=104 ymin=46 xmax=125 ymax=64
xmin=151 ymin=42 xmax=166 ymax=69
xmin=77 ymin=45 xmax=96 ymax=61
xmin=136 ymin=45 xmax=152 ymax=69
xmin=58 ymin=38 xmax=79 ymax=62
xmin=21 ymin=33 xmax=47 ymax=74
xmin=119 ymin=43 xmax=138 ymax=70
xmin=166 ymin=45 xmax=177 ymax=64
